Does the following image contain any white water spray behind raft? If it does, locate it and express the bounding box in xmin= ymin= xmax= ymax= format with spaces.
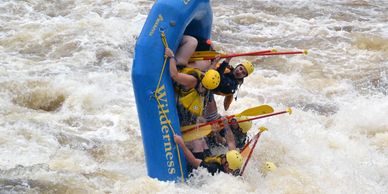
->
xmin=0 ymin=0 xmax=387 ymax=193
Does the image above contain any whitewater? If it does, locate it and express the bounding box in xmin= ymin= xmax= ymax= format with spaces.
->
xmin=0 ymin=0 xmax=387 ymax=193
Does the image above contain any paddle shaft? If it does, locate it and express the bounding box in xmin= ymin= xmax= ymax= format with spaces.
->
xmin=220 ymin=51 xmax=304 ymax=59
xmin=210 ymin=109 xmax=290 ymax=133
xmin=240 ymin=131 xmax=263 ymax=176
xmin=191 ymin=49 xmax=272 ymax=58
xmin=191 ymin=51 xmax=304 ymax=61
xmin=236 ymin=110 xmax=290 ymax=123
xmin=214 ymin=110 xmax=289 ymax=133
xmin=222 ymin=50 xmax=273 ymax=58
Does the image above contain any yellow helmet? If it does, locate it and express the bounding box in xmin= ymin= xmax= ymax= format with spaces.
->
xmin=226 ymin=150 xmax=243 ymax=170
xmin=201 ymin=69 xmax=220 ymax=90
xmin=236 ymin=116 xmax=252 ymax=133
xmin=262 ymin=161 xmax=277 ymax=173
xmin=241 ymin=61 xmax=254 ymax=76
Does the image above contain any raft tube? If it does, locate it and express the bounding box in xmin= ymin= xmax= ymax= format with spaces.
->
xmin=132 ymin=0 xmax=213 ymax=181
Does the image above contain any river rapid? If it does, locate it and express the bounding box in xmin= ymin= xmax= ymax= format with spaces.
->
xmin=0 ymin=0 xmax=387 ymax=193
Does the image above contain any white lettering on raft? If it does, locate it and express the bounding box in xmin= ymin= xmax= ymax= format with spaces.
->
xmin=149 ymin=14 xmax=164 ymax=36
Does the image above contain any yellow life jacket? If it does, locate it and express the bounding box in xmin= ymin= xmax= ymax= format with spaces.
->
xmin=204 ymin=155 xmax=223 ymax=165
xmin=176 ymin=68 xmax=204 ymax=116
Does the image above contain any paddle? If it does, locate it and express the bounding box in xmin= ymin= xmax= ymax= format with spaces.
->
xmin=189 ymin=50 xmax=307 ymax=62
xmin=190 ymin=50 xmax=273 ymax=62
xmin=182 ymin=107 xmax=292 ymax=142
xmin=234 ymin=107 xmax=292 ymax=124
xmin=191 ymin=49 xmax=273 ymax=58
xmin=182 ymin=105 xmax=274 ymax=142
xmin=181 ymin=105 xmax=274 ymax=133
xmin=240 ymin=127 xmax=267 ymax=176
xmin=182 ymin=125 xmax=213 ymax=142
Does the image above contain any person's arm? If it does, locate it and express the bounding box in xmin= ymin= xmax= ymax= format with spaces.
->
xmin=210 ymin=122 xmax=226 ymax=145
xmin=223 ymin=95 xmax=234 ymax=111
xmin=222 ymin=117 xmax=237 ymax=150
xmin=216 ymin=59 xmax=231 ymax=74
xmin=224 ymin=57 xmax=231 ymax=63
xmin=173 ymin=134 xmax=202 ymax=168
xmin=166 ymin=48 xmax=197 ymax=89
xmin=208 ymin=55 xmax=222 ymax=70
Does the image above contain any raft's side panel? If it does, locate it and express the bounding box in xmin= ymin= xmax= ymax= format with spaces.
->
xmin=132 ymin=0 xmax=212 ymax=181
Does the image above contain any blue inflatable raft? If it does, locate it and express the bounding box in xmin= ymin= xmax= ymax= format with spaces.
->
xmin=132 ymin=0 xmax=213 ymax=181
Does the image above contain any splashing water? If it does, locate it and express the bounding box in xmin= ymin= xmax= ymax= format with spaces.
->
xmin=0 ymin=0 xmax=387 ymax=193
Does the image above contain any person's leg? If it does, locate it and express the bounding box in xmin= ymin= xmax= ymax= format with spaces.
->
xmin=175 ymin=35 xmax=198 ymax=65
xmin=184 ymin=137 xmax=211 ymax=160
xmin=186 ymin=60 xmax=212 ymax=72
xmin=190 ymin=138 xmax=207 ymax=153
xmin=203 ymin=94 xmax=219 ymax=121
xmin=186 ymin=140 xmax=205 ymax=159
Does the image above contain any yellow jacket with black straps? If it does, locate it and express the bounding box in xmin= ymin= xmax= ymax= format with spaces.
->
xmin=175 ymin=67 xmax=204 ymax=116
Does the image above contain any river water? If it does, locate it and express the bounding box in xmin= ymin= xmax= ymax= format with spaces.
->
xmin=0 ymin=0 xmax=387 ymax=193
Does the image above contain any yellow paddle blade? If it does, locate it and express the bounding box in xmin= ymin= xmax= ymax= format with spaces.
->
xmin=236 ymin=105 xmax=274 ymax=117
xmin=235 ymin=116 xmax=252 ymax=133
xmin=189 ymin=57 xmax=205 ymax=62
xmin=182 ymin=125 xmax=212 ymax=142
xmin=189 ymin=51 xmax=227 ymax=62
xmin=191 ymin=51 xmax=219 ymax=58
xmin=181 ymin=123 xmax=204 ymax=132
